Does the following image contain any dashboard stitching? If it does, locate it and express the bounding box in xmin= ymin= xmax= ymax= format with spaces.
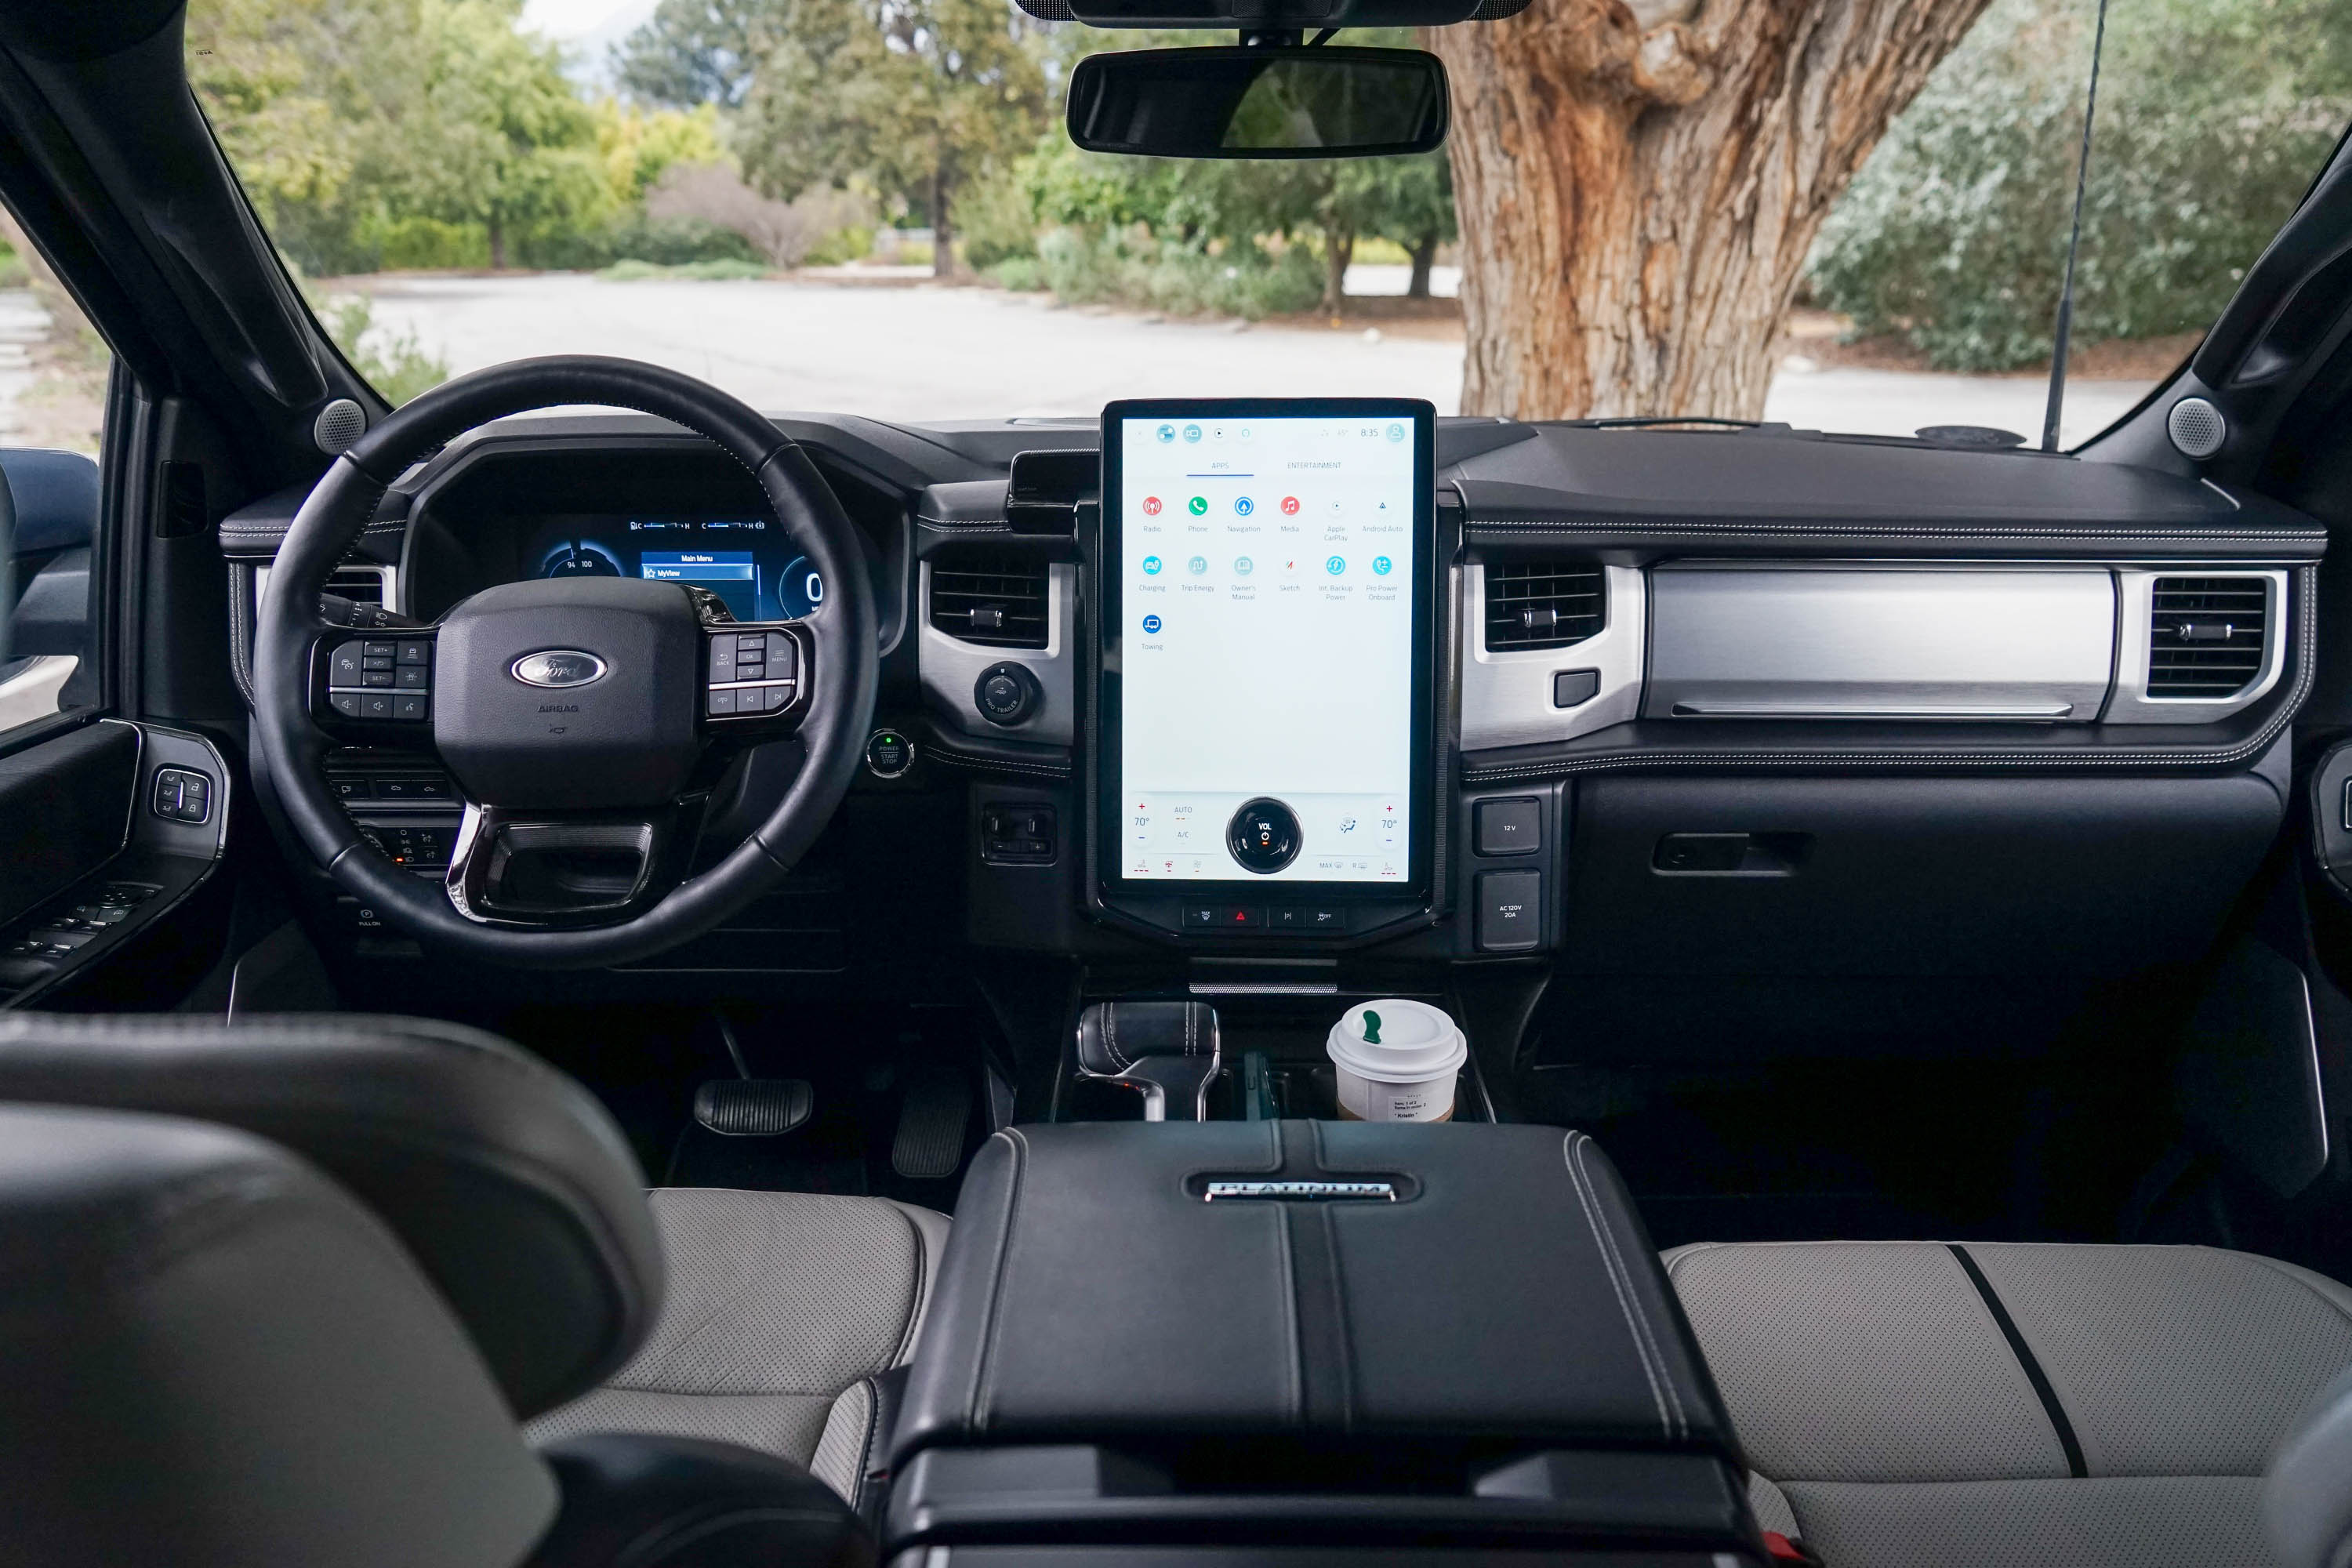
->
xmin=1465 ymin=518 xmax=2326 ymax=542
xmin=1462 ymin=564 xmax=2315 ymax=782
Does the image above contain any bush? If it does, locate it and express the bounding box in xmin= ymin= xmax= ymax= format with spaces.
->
xmin=1036 ymin=228 xmax=1321 ymax=319
xmin=990 ymin=256 xmax=1044 ymax=292
xmin=954 ymin=166 xmax=1041 ymax=270
xmin=1809 ymin=0 xmax=2352 ymax=371
xmin=517 ymin=213 xmax=761 ymax=271
xmin=801 ymin=226 xmax=873 ymax=267
xmin=375 ymin=216 xmax=487 ymax=270
xmin=596 ymin=258 xmax=771 ymax=281
xmin=314 ymin=293 xmax=448 ymax=405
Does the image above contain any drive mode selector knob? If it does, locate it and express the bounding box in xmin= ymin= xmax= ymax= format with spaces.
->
xmin=973 ymin=661 xmax=1042 ymax=727
xmin=1227 ymin=797 xmax=1301 ymax=873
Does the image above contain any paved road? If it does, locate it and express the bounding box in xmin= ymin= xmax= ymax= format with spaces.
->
xmin=351 ymin=272 xmax=2152 ymax=446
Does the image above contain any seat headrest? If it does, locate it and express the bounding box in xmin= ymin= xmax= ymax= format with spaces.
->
xmin=0 ymin=1012 xmax=663 ymax=1417
xmin=0 ymin=1102 xmax=557 ymax=1568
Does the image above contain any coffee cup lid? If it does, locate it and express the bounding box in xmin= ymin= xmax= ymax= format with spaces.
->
xmin=1327 ymin=998 xmax=1466 ymax=1083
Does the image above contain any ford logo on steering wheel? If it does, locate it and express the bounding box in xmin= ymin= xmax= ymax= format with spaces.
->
xmin=510 ymin=649 xmax=608 ymax=688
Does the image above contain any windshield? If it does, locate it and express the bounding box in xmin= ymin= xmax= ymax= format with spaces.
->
xmin=183 ymin=0 xmax=2349 ymax=446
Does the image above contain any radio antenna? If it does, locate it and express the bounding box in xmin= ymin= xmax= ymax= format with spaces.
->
xmin=2041 ymin=0 xmax=2114 ymax=451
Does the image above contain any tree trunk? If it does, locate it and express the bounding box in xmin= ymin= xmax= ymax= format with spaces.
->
xmin=487 ymin=214 xmax=507 ymax=272
xmin=1322 ymin=227 xmax=1354 ymax=316
xmin=931 ymin=167 xmax=955 ymax=280
xmin=1427 ymin=0 xmax=1992 ymax=419
xmin=1407 ymin=232 xmax=1439 ymax=299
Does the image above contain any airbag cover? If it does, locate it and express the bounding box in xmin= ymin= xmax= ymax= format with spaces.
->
xmin=434 ymin=577 xmax=702 ymax=808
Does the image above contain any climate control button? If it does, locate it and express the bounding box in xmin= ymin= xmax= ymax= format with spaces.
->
xmin=1226 ymin=797 xmax=1301 ymax=874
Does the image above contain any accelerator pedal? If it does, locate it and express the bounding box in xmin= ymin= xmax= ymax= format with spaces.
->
xmin=692 ymin=1078 xmax=814 ymax=1138
xmin=891 ymin=1065 xmax=971 ymax=1180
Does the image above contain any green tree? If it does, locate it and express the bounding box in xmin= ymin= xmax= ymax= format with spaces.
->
xmin=394 ymin=0 xmax=610 ymax=269
xmin=736 ymin=0 xmax=1048 ymax=278
xmin=1809 ymin=0 xmax=2352 ymax=370
xmin=613 ymin=0 xmax=786 ymax=109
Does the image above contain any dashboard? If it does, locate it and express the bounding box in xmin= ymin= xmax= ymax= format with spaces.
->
xmin=217 ymin=403 xmax=2327 ymax=1036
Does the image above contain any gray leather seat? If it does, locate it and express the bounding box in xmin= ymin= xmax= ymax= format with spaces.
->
xmin=0 ymin=1014 xmax=943 ymax=1504
xmin=1666 ymin=1240 xmax=2352 ymax=1568
xmin=527 ymin=1187 xmax=946 ymax=1497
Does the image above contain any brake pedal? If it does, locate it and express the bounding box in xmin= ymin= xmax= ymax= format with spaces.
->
xmin=692 ymin=1078 xmax=813 ymax=1138
xmin=891 ymin=1066 xmax=970 ymax=1180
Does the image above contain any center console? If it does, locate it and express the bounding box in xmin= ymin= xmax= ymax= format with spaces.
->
xmin=880 ymin=1120 xmax=1762 ymax=1566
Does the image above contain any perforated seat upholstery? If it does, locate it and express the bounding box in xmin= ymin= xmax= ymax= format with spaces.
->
xmin=1665 ymin=1240 xmax=2352 ymax=1568
xmin=528 ymin=1187 xmax=948 ymax=1500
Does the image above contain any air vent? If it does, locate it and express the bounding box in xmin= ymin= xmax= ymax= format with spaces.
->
xmin=930 ymin=552 xmax=1048 ymax=649
xmin=2148 ymin=576 xmax=2267 ymax=698
xmin=328 ymin=566 xmax=386 ymax=607
xmin=1484 ymin=561 xmax=1605 ymax=652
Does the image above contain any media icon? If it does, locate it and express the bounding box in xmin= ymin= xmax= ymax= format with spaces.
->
xmin=1325 ymin=556 xmax=1346 ymax=575
xmin=1142 ymin=554 xmax=1163 ymax=575
xmin=1187 ymin=556 xmax=1207 ymax=575
xmin=1188 ymin=496 xmax=1208 ymax=515
xmin=1280 ymin=495 xmax=1300 ymax=515
xmin=1142 ymin=614 xmax=1163 ymax=633
xmin=1233 ymin=556 xmax=1254 ymax=575
xmin=1372 ymin=555 xmax=1392 ymax=575
xmin=1142 ymin=495 xmax=1162 ymax=516
xmin=1233 ymin=496 xmax=1254 ymax=517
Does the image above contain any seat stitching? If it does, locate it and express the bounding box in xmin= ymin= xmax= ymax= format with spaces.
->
xmin=887 ymin=1203 xmax=928 ymax=1367
xmin=1574 ymin=1133 xmax=1686 ymax=1438
xmin=1562 ymin=1131 xmax=1671 ymax=1437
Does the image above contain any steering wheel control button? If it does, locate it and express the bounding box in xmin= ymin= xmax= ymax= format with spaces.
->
xmin=361 ymin=693 xmax=394 ymax=720
xmin=325 ymin=634 xmax=432 ymax=720
xmin=329 ymin=642 xmax=367 ymax=683
xmin=1474 ymin=797 xmax=1543 ymax=856
xmin=328 ymin=691 xmax=362 ymax=717
xmin=973 ymin=661 xmax=1042 ymax=727
xmin=866 ymin=728 xmax=914 ymax=779
xmin=1226 ymin=797 xmax=1301 ymax=874
xmin=1475 ymin=869 xmax=1543 ymax=953
xmin=392 ymin=695 xmax=430 ymax=721
xmin=396 ymin=642 xmax=429 ymax=665
xmin=708 ymin=686 xmax=739 ymax=715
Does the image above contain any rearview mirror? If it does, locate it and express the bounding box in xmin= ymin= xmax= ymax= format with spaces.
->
xmin=1066 ymin=47 xmax=1450 ymax=160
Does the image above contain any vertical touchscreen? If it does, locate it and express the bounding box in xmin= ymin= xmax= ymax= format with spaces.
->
xmin=1114 ymin=412 xmax=1420 ymax=884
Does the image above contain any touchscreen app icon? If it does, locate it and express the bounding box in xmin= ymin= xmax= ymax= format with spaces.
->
xmin=1142 ymin=495 xmax=1162 ymax=515
xmin=1187 ymin=556 xmax=1207 ymax=575
xmin=1233 ymin=556 xmax=1254 ymax=575
xmin=1386 ymin=423 xmax=1406 ymax=442
xmin=1142 ymin=555 xmax=1163 ymax=575
xmin=1280 ymin=495 xmax=1300 ymax=514
xmin=1373 ymin=556 xmax=1392 ymax=575
xmin=1142 ymin=614 xmax=1163 ymax=633
xmin=1325 ymin=555 xmax=1345 ymax=575
xmin=1188 ymin=496 xmax=1207 ymax=515
xmin=1156 ymin=424 xmax=1175 ymax=443
xmin=1182 ymin=424 xmax=1203 ymax=443
xmin=1233 ymin=496 xmax=1254 ymax=516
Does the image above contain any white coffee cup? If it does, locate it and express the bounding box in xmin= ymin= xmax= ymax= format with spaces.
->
xmin=1326 ymin=999 xmax=1465 ymax=1123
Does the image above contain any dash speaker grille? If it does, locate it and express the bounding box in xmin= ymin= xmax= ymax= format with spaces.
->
xmin=2166 ymin=396 xmax=2227 ymax=460
xmin=313 ymin=397 xmax=366 ymax=456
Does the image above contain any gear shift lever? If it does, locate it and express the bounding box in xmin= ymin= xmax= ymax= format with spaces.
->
xmin=1075 ymin=1000 xmax=1221 ymax=1121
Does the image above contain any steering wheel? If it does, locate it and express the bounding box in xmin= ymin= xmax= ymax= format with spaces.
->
xmin=252 ymin=357 xmax=879 ymax=969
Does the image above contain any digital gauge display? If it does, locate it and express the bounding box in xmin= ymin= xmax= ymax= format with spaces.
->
xmin=528 ymin=518 xmax=822 ymax=621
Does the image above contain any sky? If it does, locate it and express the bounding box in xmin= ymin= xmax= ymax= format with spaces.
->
xmin=521 ymin=0 xmax=657 ymax=88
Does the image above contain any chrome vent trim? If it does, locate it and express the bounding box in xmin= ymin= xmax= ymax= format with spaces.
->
xmin=1483 ymin=561 xmax=1605 ymax=651
xmin=928 ymin=550 xmax=1050 ymax=649
xmin=2109 ymin=568 xmax=2287 ymax=724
